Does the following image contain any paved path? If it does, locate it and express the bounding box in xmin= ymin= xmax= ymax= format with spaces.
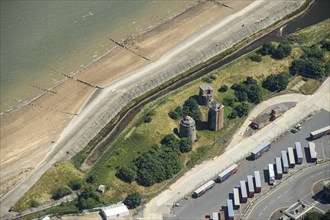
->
xmin=141 ymin=77 xmax=330 ymax=220
xmin=0 ymin=0 xmax=306 ymax=218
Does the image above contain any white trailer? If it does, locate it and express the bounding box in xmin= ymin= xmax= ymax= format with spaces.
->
xmin=193 ymin=180 xmax=215 ymax=198
xmin=295 ymin=142 xmax=303 ymax=164
xmin=233 ymin=188 xmax=240 ymax=209
xmin=308 ymin=142 xmax=317 ymax=162
xmin=254 ymin=171 xmax=262 ymax=193
xmin=275 ymin=157 xmax=283 ymax=179
xmin=240 ymin=180 xmax=248 ymax=203
xmin=227 ymin=199 xmax=234 ymax=220
xmin=247 ymin=175 xmax=255 ymax=198
xmin=281 ymin=151 xmax=289 ymax=173
xmin=287 ymin=147 xmax=295 ymax=168
xmin=212 ymin=212 xmax=219 ymax=220
xmin=268 ymin=164 xmax=275 ymax=185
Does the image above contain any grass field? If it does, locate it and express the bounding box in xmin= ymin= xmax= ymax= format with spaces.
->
xmin=14 ymin=18 xmax=330 ymax=213
xmin=14 ymin=162 xmax=83 ymax=212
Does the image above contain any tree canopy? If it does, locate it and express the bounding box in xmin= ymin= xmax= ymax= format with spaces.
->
xmin=116 ymin=166 xmax=137 ymax=183
xmin=52 ymin=187 xmax=71 ymax=200
xmin=124 ymin=192 xmax=142 ymax=209
xmin=231 ymin=77 xmax=263 ymax=104
xmin=262 ymin=72 xmax=289 ymax=92
xmin=169 ymin=97 xmax=202 ymax=122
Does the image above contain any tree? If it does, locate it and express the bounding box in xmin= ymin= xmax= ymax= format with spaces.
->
xmin=86 ymin=174 xmax=98 ymax=184
xmin=303 ymin=211 xmax=324 ymax=220
xmin=219 ymin=85 xmax=229 ymax=92
xmin=262 ymin=73 xmax=289 ymax=92
xmin=116 ymin=166 xmax=137 ymax=183
xmin=222 ymin=96 xmax=236 ymax=107
xmin=246 ymin=84 xmax=263 ymax=104
xmin=68 ymin=179 xmax=82 ymax=191
xmin=249 ymin=54 xmax=262 ymax=62
xmin=158 ymin=148 xmax=182 ymax=178
xmin=321 ymin=40 xmax=330 ymax=51
xmin=234 ymin=103 xmax=249 ymax=117
xmin=169 ymin=106 xmax=183 ymax=120
xmin=124 ymin=192 xmax=142 ymax=209
xmin=272 ymin=42 xmax=292 ymax=59
xmin=303 ymin=46 xmax=324 ymax=60
xmin=290 ymin=58 xmax=328 ymax=79
xmin=179 ymin=138 xmax=193 ymax=153
xmin=228 ymin=109 xmax=238 ymax=119
xmin=77 ymin=185 xmax=100 ymax=209
xmin=258 ymin=42 xmax=275 ymax=55
xmin=52 ymin=187 xmax=71 ymax=200
xmin=183 ymin=98 xmax=202 ymax=122
xmin=30 ymin=199 xmax=39 ymax=208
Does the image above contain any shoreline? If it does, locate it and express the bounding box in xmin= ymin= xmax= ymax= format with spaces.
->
xmin=0 ymin=1 xmax=200 ymax=117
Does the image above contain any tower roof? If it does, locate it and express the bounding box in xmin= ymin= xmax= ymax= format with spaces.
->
xmin=210 ymin=101 xmax=223 ymax=111
xmin=199 ymin=84 xmax=213 ymax=91
xmin=181 ymin=115 xmax=195 ymax=126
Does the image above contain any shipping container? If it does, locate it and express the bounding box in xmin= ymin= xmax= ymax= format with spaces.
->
xmin=193 ymin=180 xmax=215 ymax=198
xmin=295 ymin=142 xmax=303 ymax=164
xmin=251 ymin=140 xmax=271 ymax=160
xmin=233 ymin=188 xmax=240 ymax=209
xmin=219 ymin=210 xmax=225 ymax=220
xmin=287 ymin=147 xmax=295 ymax=168
xmin=247 ymin=175 xmax=255 ymax=197
xmin=254 ymin=171 xmax=262 ymax=193
xmin=308 ymin=142 xmax=317 ymax=162
xmin=281 ymin=151 xmax=289 ymax=173
xmin=240 ymin=180 xmax=248 ymax=203
xmin=310 ymin=125 xmax=330 ymax=140
xmin=227 ymin=199 xmax=234 ymax=220
xmin=218 ymin=164 xmax=239 ymax=182
xmin=212 ymin=212 xmax=219 ymax=220
xmin=275 ymin=157 xmax=283 ymax=179
xmin=268 ymin=164 xmax=275 ymax=185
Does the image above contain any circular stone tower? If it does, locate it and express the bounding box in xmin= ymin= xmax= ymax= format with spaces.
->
xmin=179 ymin=116 xmax=197 ymax=142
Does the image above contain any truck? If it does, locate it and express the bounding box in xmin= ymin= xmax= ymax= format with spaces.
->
xmin=281 ymin=151 xmax=289 ymax=173
xmin=254 ymin=171 xmax=262 ymax=193
xmin=193 ymin=180 xmax=215 ymax=198
xmin=308 ymin=142 xmax=317 ymax=162
xmin=310 ymin=125 xmax=330 ymax=140
xmin=247 ymin=175 xmax=255 ymax=198
xmin=275 ymin=157 xmax=283 ymax=179
xmin=227 ymin=199 xmax=234 ymax=220
xmin=287 ymin=147 xmax=296 ymax=168
xmin=233 ymin=188 xmax=240 ymax=209
xmin=218 ymin=164 xmax=238 ymax=182
xmin=240 ymin=180 xmax=248 ymax=203
xmin=212 ymin=212 xmax=219 ymax=220
xmin=295 ymin=142 xmax=303 ymax=164
xmin=268 ymin=164 xmax=275 ymax=185
xmin=251 ymin=140 xmax=271 ymax=160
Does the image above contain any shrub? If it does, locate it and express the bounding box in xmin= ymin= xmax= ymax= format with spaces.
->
xmin=249 ymin=54 xmax=262 ymax=62
xmin=228 ymin=110 xmax=238 ymax=119
xmin=68 ymin=179 xmax=82 ymax=191
xmin=219 ymin=85 xmax=229 ymax=92
xmin=179 ymin=138 xmax=193 ymax=153
xmin=222 ymin=96 xmax=236 ymax=107
xmin=30 ymin=199 xmax=39 ymax=208
xmin=234 ymin=103 xmax=249 ymax=118
xmin=272 ymin=42 xmax=292 ymax=59
xmin=52 ymin=187 xmax=71 ymax=200
xmin=169 ymin=106 xmax=183 ymax=120
xmin=116 ymin=166 xmax=137 ymax=183
xmin=262 ymin=73 xmax=289 ymax=92
xmin=85 ymin=174 xmax=98 ymax=184
xmin=258 ymin=42 xmax=275 ymax=56
xmin=124 ymin=192 xmax=142 ymax=209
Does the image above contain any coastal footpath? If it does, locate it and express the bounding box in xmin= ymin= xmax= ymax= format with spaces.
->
xmin=0 ymin=0 xmax=307 ymax=218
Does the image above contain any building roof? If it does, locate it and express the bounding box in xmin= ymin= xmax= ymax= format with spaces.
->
xmin=181 ymin=116 xmax=195 ymax=126
xmin=101 ymin=203 xmax=129 ymax=217
xmin=252 ymin=113 xmax=270 ymax=125
xmin=210 ymin=102 xmax=223 ymax=111
xmin=199 ymin=84 xmax=213 ymax=91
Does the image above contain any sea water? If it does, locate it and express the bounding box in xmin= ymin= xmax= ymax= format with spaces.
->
xmin=0 ymin=0 xmax=194 ymax=113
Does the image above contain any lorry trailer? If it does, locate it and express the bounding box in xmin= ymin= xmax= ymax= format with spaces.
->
xmin=218 ymin=164 xmax=238 ymax=182
xmin=233 ymin=188 xmax=240 ymax=209
xmin=247 ymin=175 xmax=255 ymax=198
xmin=275 ymin=157 xmax=283 ymax=179
xmin=310 ymin=125 xmax=330 ymax=140
xmin=227 ymin=199 xmax=234 ymax=220
xmin=268 ymin=164 xmax=275 ymax=185
xmin=212 ymin=212 xmax=219 ymax=220
xmin=254 ymin=171 xmax=262 ymax=193
xmin=193 ymin=180 xmax=215 ymax=198
xmin=240 ymin=180 xmax=248 ymax=203
xmin=287 ymin=147 xmax=296 ymax=168
xmin=308 ymin=142 xmax=317 ymax=162
xmin=281 ymin=151 xmax=289 ymax=173
xmin=251 ymin=140 xmax=271 ymax=160
xmin=295 ymin=142 xmax=303 ymax=164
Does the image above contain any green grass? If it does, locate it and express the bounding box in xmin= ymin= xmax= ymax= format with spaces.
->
xmin=14 ymin=162 xmax=83 ymax=212
xmin=287 ymin=19 xmax=330 ymax=45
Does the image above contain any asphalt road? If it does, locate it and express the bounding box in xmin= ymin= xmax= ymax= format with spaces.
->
xmin=166 ymin=109 xmax=330 ymax=220
xmin=246 ymin=162 xmax=330 ymax=220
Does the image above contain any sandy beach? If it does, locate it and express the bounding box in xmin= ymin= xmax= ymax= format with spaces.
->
xmin=0 ymin=0 xmax=254 ymax=197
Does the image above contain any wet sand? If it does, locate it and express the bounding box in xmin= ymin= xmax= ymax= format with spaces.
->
xmin=0 ymin=0 xmax=253 ymax=197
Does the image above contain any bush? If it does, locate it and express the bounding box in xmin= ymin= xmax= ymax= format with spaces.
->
xmin=179 ymin=138 xmax=193 ymax=153
xmin=124 ymin=192 xmax=142 ymax=209
xmin=169 ymin=97 xmax=202 ymax=122
xmin=234 ymin=103 xmax=249 ymax=118
xmin=249 ymin=54 xmax=262 ymax=62
xmin=272 ymin=42 xmax=292 ymax=59
xmin=169 ymin=106 xmax=183 ymax=120
xmin=52 ymin=187 xmax=71 ymax=200
xmin=219 ymin=85 xmax=229 ymax=92
xmin=258 ymin=42 xmax=275 ymax=56
xmin=290 ymin=58 xmax=328 ymax=79
xmin=116 ymin=166 xmax=137 ymax=183
xmin=86 ymin=174 xmax=98 ymax=184
xmin=228 ymin=110 xmax=238 ymax=119
xmin=30 ymin=199 xmax=39 ymax=208
xmin=68 ymin=179 xmax=82 ymax=191
xmin=321 ymin=40 xmax=330 ymax=51
xmin=232 ymin=77 xmax=263 ymax=104
xmin=77 ymin=186 xmax=100 ymax=209
xmin=222 ymin=96 xmax=236 ymax=107
xmin=262 ymin=72 xmax=289 ymax=92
